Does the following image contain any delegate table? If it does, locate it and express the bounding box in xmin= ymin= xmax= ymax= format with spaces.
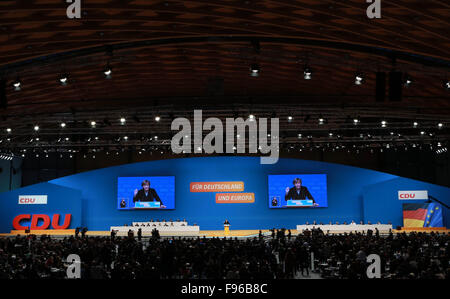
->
xmin=296 ymin=224 xmax=392 ymax=233
xmin=132 ymin=221 xmax=188 ymax=227
xmin=110 ymin=225 xmax=200 ymax=236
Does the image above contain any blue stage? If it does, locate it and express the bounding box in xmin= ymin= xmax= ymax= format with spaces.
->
xmin=0 ymin=157 xmax=449 ymax=232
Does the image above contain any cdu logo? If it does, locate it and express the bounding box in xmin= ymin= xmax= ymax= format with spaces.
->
xmin=66 ymin=0 xmax=81 ymax=19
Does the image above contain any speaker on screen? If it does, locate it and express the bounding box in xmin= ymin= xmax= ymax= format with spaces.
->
xmin=389 ymin=71 xmax=403 ymax=102
xmin=0 ymin=78 xmax=6 ymax=108
xmin=375 ymin=72 xmax=386 ymax=102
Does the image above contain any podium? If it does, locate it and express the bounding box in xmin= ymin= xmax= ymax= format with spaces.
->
xmin=224 ymin=224 xmax=230 ymax=235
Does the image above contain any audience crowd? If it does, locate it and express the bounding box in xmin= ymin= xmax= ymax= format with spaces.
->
xmin=0 ymin=228 xmax=447 ymax=279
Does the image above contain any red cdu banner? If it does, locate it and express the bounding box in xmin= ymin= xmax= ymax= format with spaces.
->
xmin=12 ymin=214 xmax=72 ymax=230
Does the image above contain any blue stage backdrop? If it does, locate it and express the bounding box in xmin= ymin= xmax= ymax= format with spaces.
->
xmin=0 ymin=157 xmax=448 ymax=232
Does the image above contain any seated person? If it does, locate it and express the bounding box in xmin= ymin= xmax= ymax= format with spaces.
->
xmin=367 ymin=221 xmax=372 ymax=225
xmin=335 ymin=221 xmax=339 ymax=225
xmin=170 ymin=222 xmax=174 ymax=226
xmin=351 ymin=220 xmax=355 ymax=224
xmin=313 ymin=220 xmax=317 ymax=225
xmin=224 ymin=219 xmax=230 ymax=225
xmin=305 ymin=221 xmax=309 ymax=225
xmin=329 ymin=221 xmax=332 ymax=225
xmin=320 ymin=222 xmax=323 ymax=225
xmin=360 ymin=221 xmax=364 ymax=225
xmin=147 ymin=223 xmax=151 ymax=227
xmin=164 ymin=223 xmax=168 ymax=226
xmin=376 ymin=221 xmax=381 ymax=224
xmin=343 ymin=221 xmax=347 ymax=225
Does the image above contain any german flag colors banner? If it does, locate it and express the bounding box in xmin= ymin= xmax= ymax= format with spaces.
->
xmin=403 ymin=203 xmax=443 ymax=228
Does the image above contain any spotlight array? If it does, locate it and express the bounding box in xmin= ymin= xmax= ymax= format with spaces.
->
xmin=0 ymin=153 xmax=13 ymax=160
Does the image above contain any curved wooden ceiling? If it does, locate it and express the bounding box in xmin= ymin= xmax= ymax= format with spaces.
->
xmin=0 ymin=0 xmax=449 ymax=151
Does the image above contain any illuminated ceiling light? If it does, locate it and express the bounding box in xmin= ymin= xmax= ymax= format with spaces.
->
xmin=65 ymin=137 xmax=69 ymax=141
xmin=6 ymin=128 xmax=11 ymax=133
xmin=413 ymin=121 xmax=418 ymax=128
xmin=60 ymin=122 xmax=66 ymax=128
xmin=124 ymin=136 xmax=128 ymax=140
xmin=248 ymin=114 xmax=255 ymax=121
xmin=103 ymin=65 xmax=112 ymax=79
xmin=34 ymin=125 xmax=39 ymax=131
xmin=444 ymin=80 xmax=450 ymax=89
xmin=303 ymin=66 xmax=312 ymax=80
xmin=287 ymin=116 xmax=293 ymax=122
xmin=354 ymin=73 xmax=364 ymax=85
xmin=155 ymin=115 xmax=161 ymax=122
xmin=353 ymin=118 xmax=359 ymax=124
xmin=250 ymin=63 xmax=260 ymax=77
xmin=90 ymin=121 xmax=96 ymax=127
xmin=329 ymin=132 xmax=333 ymax=137
xmin=318 ymin=117 xmax=325 ymax=125
xmin=59 ymin=74 xmax=68 ymax=85
xmin=297 ymin=133 xmax=302 ymax=139
xmin=404 ymin=75 xmax=412 ymax=87
xmin=381 ymin=120 xmax=387 ymax=127
xmin=437 ymin=122 xmax=443 ymax=128
xmin=420 ymin=131 xmax=425 ymax=135
xmin=120 ymin=117 xmax=126 ymax=124
xmin=13 ymin=79 xmax=21 ymax=91
xmin=154 ymin=135 xmax=158 ymax=139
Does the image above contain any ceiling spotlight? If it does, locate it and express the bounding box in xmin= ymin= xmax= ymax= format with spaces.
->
xmin=303 ymin=66 xmax=312 ymax=80
xmin=381 ymin=120 xmax=387 ymax=127
xmin=120 ymin=117 xmax=126 ymax=124
xmin=297 ymin=134 xmax=302 ymax=139
xmin=318 ymin=117 xmax=325 ymax=125
xmin=59 ymin=74 xmax=68 ymax=85
xmin=6 ymin=128 xmax=11 ymax=133
xmin=248 ymin=114 xmax=255 ymax=121
xmin=354 ymin=73 xmax=364 ymax=85
xmin=103 ymin=65 xmax=112 ymax=78
xmin=420 ymin=131 xmax=425 ymax=135
xmin=287 ymin=116 xmax=293 ymax=122
xmin=124 ymin=136 xmax=128 ymax=140
xmin=444 ymin=80 xmax=450 ymax=89
xmin=413 ymin=121 xmax=418 ymax=127
xmin=404 ymin=75 xmax=412 ymax=87
xmin=90 ymin=121 xmax=96 ymax=127
xmin=34 ymin=125 xmax=39 ymax=131
xmin=250 ymin=63 xmax=260 ymax=77
xmin=13 ymin=79 xmax=21 ymax=91
xmin=155 ymin=115 xmax=161 ymax=122
xmin=353 ymin=118 xmax=359 ymax=124
xmin=60 ymin=122 xmax=66 ymax=128
xmin=438 ymin=122 xmax=443 ymax=128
